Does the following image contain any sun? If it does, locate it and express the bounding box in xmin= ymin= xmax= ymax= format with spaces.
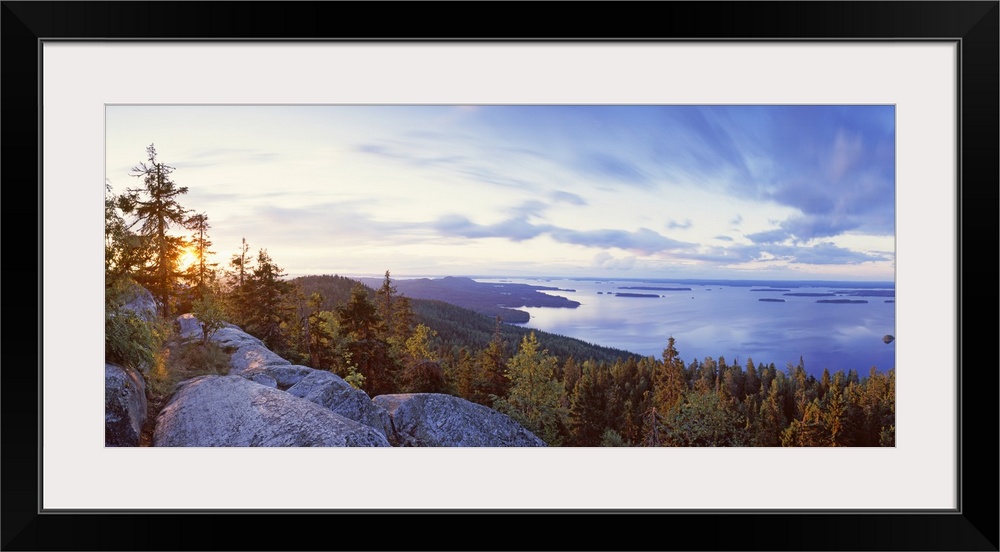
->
xmin=177 ymin=247 xmax=198 ymax=272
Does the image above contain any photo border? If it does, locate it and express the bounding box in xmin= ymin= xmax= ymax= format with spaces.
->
xmin=4 ymin=2 xmax=997 ymax=550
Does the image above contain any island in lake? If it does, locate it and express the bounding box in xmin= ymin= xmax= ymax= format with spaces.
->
xmin=617 ymin=286 xmax=692 ymax=291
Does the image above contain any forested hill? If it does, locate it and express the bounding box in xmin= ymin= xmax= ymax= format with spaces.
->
xmin=357 ymin=275 xmax=580 ymax=323
xmin=292 ymin=275 xmax=639 ymax=366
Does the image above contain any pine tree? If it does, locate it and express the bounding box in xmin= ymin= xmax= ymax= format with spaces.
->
xmin=120 ymin=144 xmax=190 ymax=317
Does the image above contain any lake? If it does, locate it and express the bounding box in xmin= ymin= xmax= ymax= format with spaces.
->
xmin=478 ymin=277 xmax=896 ymax=378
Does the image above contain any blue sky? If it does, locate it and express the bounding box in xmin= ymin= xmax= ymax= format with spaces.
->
xmin=105 ymin=105 xmax=895 ymax=281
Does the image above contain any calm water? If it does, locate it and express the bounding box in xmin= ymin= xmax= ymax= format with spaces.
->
xmin=480 ymin=277 xmax=896 ymax=378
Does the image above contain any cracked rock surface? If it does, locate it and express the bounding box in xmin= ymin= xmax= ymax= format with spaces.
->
xmin=154 ymin=375 xmax=391 ymax=447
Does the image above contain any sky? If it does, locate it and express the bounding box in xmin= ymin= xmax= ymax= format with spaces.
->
xmin=105 ymin=105 xmax=895 ymax=281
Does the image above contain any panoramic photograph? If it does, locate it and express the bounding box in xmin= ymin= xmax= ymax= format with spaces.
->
xmin=104 ymin=105 xmax=895 ymax=448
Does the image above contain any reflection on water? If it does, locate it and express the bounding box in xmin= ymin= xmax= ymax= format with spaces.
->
xmin=484 ymin=278 xmax=895 ymax=377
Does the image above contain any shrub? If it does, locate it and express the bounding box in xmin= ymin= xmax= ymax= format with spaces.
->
xmin=105 ymin=282 xmax=166 ymax=371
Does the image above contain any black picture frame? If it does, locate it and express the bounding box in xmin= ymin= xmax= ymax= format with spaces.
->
xmin=3 ymin=2 xmax=997 ymax=550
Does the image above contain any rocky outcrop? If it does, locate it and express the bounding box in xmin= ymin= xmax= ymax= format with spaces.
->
xmin=164 ymin=313 xmax=545 ymax=447
xmin=177 ymin=316 xmax=395 ymax=437
xmin=153 ymin=375 xmax=391 ymax=447
xmin=373 ymin=393 xmax=547 ymax=447
xmin=227 ymin=344 xmax=317 ymax=390
xmin=105 ymin=362 xmax=148 ymax=447
xmin=286 ymin=370 xmax=394 ymax=440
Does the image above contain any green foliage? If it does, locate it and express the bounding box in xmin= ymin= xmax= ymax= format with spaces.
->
xmin=105 ymin=305 xmax=162 ymax=371
xmin=191 ymin=294 xmax=226 ymax=342
xmin=343 ymin=364 xmax=366 ymax=391
xmin=105 ymin=280 xmax=167 ymax=371
xmin=601 ymin=428 xmax=627 ymax=447
xmin=105 ymin=181 xmax=150 ymax=287
xmin=493 ymin=332 xmax=568 ymax=445
xmin=401 ymin=324 xmax=446 ymax=393
xmin=146 ymin=337 xmax=230 ymax=398
xmin=662 ymin=390 xmax=748 ymax=447
xmin=410 ymin=299 xmax=638 ymax=367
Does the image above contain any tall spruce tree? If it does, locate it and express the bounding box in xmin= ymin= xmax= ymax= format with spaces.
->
xmin=475 ymin=316 xmax=509 ymax=407
xmin=652 ymin=337 xmax=687 ymax=416
xmin=121 ymin=144 xmax=190 ymax=317
xmin=336 ymin=283 xmax=399 ymax=396
xmin=243 ymin=248 xmax=293 ymax=351
xmin=184 ymin=212 xmax=216 ymax=299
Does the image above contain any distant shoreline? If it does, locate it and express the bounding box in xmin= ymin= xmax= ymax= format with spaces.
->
xmin=326 ymin=274 xmax=896 ymax=290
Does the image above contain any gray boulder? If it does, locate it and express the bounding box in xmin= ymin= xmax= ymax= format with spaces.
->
xmin=210 ymin=325 xmax=266 ymax=351
xmin=176 ymin=313 xmax=205 ymax=341
xmin=121 ymin=283 xmax=158 ymax=321
xmin=287 ymin=370 xmax=393 ymax=440
xmin=105 ymin=362 xmax=148 ymax=446
xmin=229 ymin=343 xmax=290 ymax=373
xmin=153 ymin=375 xmax=390 ymax=447
xmin=372 ymin=393 xmax=546 ymax=447
xmin=176 ymin=313 xmax=265 ymax=352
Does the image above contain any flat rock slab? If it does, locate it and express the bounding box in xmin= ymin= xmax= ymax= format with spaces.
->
xmin=373 ymin=393 xmax=546 ymax=447
xmin=154 ymin=375 xmax=390 ymax=447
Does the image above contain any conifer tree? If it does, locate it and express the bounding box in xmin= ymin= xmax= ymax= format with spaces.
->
xmin=242 ymin=248 xmax=293 ymax=351
xmin=652 ymin=337 xmax=687 ymax=415
xmin=568 ymin=360 xmax=608 ymax=446
xmin=475 ymin=316 xmax=509 ymax=406
xmin=305 ymin=292 xmax=338 ymax=370
xmin=120 ymin=144 xmax=190 ymax=317
xmin=336 ymin=283 xmax=399 ymax=396
xmin=184 ymin=212 xmax=216 ymax=298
